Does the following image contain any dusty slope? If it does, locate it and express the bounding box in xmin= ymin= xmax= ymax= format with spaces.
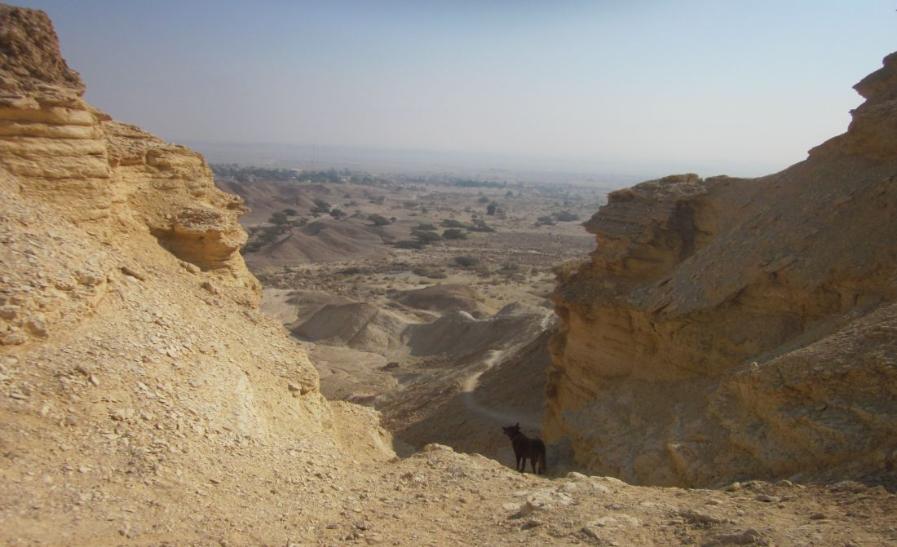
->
xmin=3 ymin=5 xmax=897 ymax=545
xmin=246 ymin=217 xmax=388 ymax=267
xmin=547 ymin=52 xmax=897 ymax=487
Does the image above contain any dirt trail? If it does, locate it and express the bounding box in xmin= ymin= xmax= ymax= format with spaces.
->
xmin=460 ymin=349 xmax=540 ymax=431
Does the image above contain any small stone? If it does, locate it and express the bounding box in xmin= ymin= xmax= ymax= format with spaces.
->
xmin=77 ymin=269 xmax=105 ymax=286
xmin=0 ymin=305 xmax=18 ymax=320
xmin=25 ymin=316 xmax=48 ymax=338
xmin=110 ymin=408 xmax=134 ymax=422
xmin=180 ymin=261 xmax=200 ymax=274
xmin=726 ymin=481 xmax=743 ymax=492
xmin=755 ymin=494 xmax=779 ymax=503
xmin=708 ymin=529 xmax=767 ymax=546
xmin=0 ymin=329 xmax=27 ymax=346
xmin=120 ymin=266 xmax=146 ymax=281
xmin=679 ymin=508 xmax=722 ymax=526
xmin=201 ymin=281 xmax=220 ymax=295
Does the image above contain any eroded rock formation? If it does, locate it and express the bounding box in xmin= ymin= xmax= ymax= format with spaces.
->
xmin=0 ymin=7 xmax=392 ymax=541
xmin=0 ymin=4 xmax=254 ymax=292
xmin=547 ymin=52 xmax=897 ymax=487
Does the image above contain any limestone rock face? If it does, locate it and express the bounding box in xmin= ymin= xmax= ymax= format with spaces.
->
xmin=547 ymin=52 xmax=897 ymax=487
xmin=0 ymin=9 xmax=394 ymax=540
xmin=0 ymin=5 xmax=255 ymax=299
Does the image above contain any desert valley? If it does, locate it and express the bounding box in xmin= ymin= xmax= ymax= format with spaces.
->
xmin=1 ymin=3 xmax=896 ymax=545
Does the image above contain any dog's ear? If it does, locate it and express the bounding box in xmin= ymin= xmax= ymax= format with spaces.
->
xmin=515 ymin=422 xmax=519 ymax=428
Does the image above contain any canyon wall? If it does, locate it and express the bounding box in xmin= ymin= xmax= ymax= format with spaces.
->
xmin=546 ymin=52 xmax=897 ymax=487
xmin=0 ymin=6 xmax=391 ymax=541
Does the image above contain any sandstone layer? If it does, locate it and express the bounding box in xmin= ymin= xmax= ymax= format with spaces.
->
xmin=547 ymin=52 xmax=897 ymax=487
xmin=0 ymin=5 xmax=393 ymax=541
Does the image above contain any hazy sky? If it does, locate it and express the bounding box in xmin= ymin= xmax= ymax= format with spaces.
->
xmin=17 ymin=0 xmax=897 ymax=178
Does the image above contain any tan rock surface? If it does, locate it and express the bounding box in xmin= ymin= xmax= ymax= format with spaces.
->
xmin=547 ymin=52 xmax=897 ymax=487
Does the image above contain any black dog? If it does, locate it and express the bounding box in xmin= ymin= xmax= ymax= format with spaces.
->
xmin=502 ymin=423 xmax=546 ymax=474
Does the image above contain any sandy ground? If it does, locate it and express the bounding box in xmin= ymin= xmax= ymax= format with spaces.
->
xmin=234 ymin=175 xmax=600 ymax=460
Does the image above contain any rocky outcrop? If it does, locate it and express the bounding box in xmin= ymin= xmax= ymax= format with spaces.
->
xmin=0 ymin=5 xmax=254 ymax=300
xmin=0 ymin=7 xmax=393 ymax=542
xmin=546 ymin=52 xmax=897 ymax=486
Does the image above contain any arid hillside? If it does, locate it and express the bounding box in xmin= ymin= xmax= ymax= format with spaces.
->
xmin=0 ymin=4 xmax=391 ymax=542
xmin=547 ymin=52 xmax=897 ymax=487
xmin=2 ymin=5 xmax=897 ymax=545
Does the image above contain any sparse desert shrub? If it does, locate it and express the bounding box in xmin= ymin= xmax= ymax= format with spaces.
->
xmin=452 ymin=178 xmax=505 ymax=189
xmin=413 ymin=230 xmax=442 ymax=244
xmin=244 ymin=223 xmax=287 ymax=252
xmin=441 ymin=219 xmax=469 ymax=229
xmin=329 ymin=208 xmax=346 ymax=219
xmin=469 ymin=219 xmax=495 ymax=233
xmin=416 ymin=223 xmax=437 ymax=231
xmin=486 ymin=201 xmax=498 ymax=215
xmin=368 ymin=214 xmax=391 ymax=226
xmin=553 ymin=210 xmax=580 ymax=222
xmin=311 ymin=198 xmax=332 ymax=214
xmin=442 ymin=228 xmax=467 ymax=240
xmin=394 ymin=240 xmax=425 ymax=250
xmin=412 ymin=266 xmax=447 ymax=279
xmin=269 ymin=211 xmax=289 ymax=225
xmin=453 ymin=255 xmax=479 ymax=268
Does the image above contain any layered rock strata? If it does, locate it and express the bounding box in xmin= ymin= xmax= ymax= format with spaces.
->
xmin=0 ymin=6 xmax=392 ymax=541
xmin=547 ymin=52 xmax=897 ymax=486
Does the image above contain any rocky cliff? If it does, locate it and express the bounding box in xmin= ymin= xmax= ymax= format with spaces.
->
xmin=0 ymin=6 xmax=393 ymax=542
xmin=547 ymin=52 xmax=897 ymax=487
